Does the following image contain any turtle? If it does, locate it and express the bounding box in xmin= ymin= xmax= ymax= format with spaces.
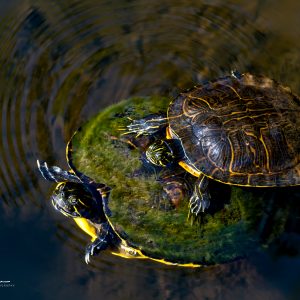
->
xmin=37 ymin=133 xmax=196 ymax=265
xmin=37 ymin=73 xmax=300 ymax=266
xmin=37 ymin=159 xmax=121 ymax=263
xmin=123 ymin=72 xmax=300 ymax=216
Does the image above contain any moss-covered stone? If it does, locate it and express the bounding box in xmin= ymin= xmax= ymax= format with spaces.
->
xmin=70 ymin=96 xmax=299 ymax=265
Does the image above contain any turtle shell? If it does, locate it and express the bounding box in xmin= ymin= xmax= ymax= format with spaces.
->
xmin=168 ymin=73 xmax=300 ymax=187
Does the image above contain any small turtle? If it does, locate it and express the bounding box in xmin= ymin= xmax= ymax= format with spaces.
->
xmin=37 ymin=159 xmax=118 ymax=263
xmin=124 ymin=72 xmax=300 ymax=216
xmin=37 ymin=136 xmax=194 ymax=265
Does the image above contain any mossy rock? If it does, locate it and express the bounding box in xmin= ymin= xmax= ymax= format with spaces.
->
xmin=70 ymin=96 xmax=299 ymax=265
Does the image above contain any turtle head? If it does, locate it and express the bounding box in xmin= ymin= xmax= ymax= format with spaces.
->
xmin=51 ymin=182 xmax=96 ymax=219
xmin=145 ymin=139 xmax=184 ymax=167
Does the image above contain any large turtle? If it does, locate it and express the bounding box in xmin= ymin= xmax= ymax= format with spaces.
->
xmin=124 ymin=72 xmax=300 ymax=216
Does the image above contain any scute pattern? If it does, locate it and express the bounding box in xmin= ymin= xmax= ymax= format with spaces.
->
xmin=168 ymin=74 xmax=300 ymax=187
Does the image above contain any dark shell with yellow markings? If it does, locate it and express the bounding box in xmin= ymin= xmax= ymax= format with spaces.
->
xmin=168 ymin=73 xmax=300 ymax=187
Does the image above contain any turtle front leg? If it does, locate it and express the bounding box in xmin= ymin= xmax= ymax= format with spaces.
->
xmin=189 ymin=174 xmax=211 ymax=217
xmin=37 ymin=160 xmax=81 ymax=183
xmin=121 ymin=114 xmax=168 ymax=137
xmin=85 ymin=222 xmax=112 ymax=264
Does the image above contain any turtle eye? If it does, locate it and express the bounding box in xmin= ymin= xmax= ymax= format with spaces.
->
xmin=57 ymin=191 xmax=66 ymax=202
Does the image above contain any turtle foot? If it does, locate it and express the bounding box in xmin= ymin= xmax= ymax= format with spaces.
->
xmin=84 ymin=222 xmax=112 ymax=264
xmin=37 ymin=160 xmax=81 ymax=183
xmin=189 ymin=191 xmax=210 ymax=216
xmin=120 ymin=115 xmax=167 ymax=137
xmin=85 ymin=237 xmax=109 ymax=264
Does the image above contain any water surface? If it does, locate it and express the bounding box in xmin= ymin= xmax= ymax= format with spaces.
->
xmin=0 ymin=0 xmax=299 ymax=299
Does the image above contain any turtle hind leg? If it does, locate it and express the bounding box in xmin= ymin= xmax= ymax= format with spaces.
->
xmin=188 ymin=174 xmax=211 ymax=218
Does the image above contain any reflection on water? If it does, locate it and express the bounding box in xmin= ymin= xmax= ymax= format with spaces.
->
xmin=0 ymin=0 xmax=299 ymax=299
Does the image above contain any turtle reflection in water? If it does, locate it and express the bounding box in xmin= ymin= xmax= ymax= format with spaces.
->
xmin=38 ymin=72 xmax=300 ymax=266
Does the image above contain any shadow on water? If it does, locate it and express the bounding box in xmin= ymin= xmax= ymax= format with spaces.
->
xmin=0 ymin=0 xmax=299 ymax=299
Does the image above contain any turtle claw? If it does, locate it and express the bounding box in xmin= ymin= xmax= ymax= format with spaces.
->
xmin=85 ymin=250 xmax=91 ymax=264
xmin=37 ymin=160 xmax=57 ymax=182
xmin=189 ymin=191 xmax=210 ymax=216
xmin=188 ymin=175 xmax=211 ymax=217
xmin=85 ymin=237 xmax=109 ymax=264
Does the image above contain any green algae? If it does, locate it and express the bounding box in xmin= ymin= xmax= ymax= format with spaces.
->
xmin=69 ymin=96 xmax=297 ymax=264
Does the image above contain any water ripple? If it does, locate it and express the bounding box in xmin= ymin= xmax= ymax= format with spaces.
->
xmin=0 ymin=1 xmax=299 ymax=297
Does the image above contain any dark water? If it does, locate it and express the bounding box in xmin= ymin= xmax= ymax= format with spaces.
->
xmin=0 ymin=0 xmax=299 ymax=299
